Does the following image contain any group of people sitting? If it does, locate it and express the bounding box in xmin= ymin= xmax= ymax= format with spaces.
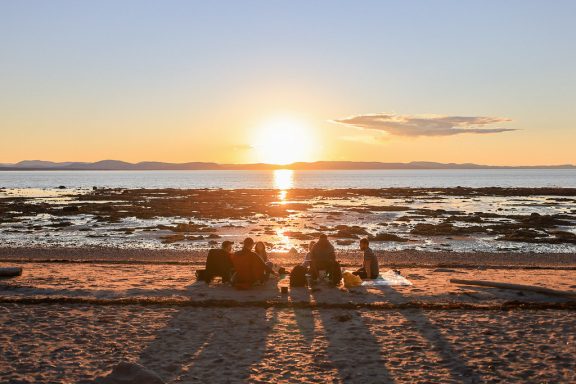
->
xmin=200 ymin=233 xmax=379 ymax=290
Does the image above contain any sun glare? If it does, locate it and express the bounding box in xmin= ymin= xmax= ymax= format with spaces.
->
xmin=253 ymin=118 xmax=314 ymax=165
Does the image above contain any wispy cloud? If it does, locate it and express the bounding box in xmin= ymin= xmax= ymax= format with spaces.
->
xmin=332 ymin=113 xmax=515 ymax=137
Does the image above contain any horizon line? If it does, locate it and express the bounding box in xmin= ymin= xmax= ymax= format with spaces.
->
xmin=0 ymin=159 xmax=574 ymax=170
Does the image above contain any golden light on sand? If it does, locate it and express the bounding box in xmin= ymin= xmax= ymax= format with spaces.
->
xmin=253 ymin=118 xmax=314 ymax=165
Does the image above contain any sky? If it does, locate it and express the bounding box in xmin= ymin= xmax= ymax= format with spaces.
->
xmin=1 ymin=1 xmax=575 ymax=165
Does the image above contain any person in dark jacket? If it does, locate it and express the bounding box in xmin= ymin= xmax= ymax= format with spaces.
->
xmin=204 ymin=241 xmax=234 ymax=283
xmin=231 ymin=237 xmax=275 ymax=289
xmin=310 ymin=234 xmax=336 ymax=281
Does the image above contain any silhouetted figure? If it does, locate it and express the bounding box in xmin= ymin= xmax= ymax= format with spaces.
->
xmin=353 ymin=238 xmax=379 ymax=279
xmin=231 ymin=237 xmax=273 ymax=289
xmin=310 ymin=234 xmax=337 ymax=281
xmin=254 ymin=241 xmax=268 ymax=262
xmin=301 ymin=240 xmax=316 ymax=269
xmin=255 ymin=240 xmax=275 ymax=278
xmin=203 ymin=241 xmax=234 ymax=283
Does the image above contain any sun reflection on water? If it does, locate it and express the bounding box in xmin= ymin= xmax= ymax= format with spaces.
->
xmin=273 ymin=169 xmax=293 ymax=203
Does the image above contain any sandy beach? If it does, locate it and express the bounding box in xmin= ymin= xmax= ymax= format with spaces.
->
xmin=1 ymin=247 xmax=575 ymax=383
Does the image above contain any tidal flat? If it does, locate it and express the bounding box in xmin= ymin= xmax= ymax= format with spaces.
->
xmin=1 ymin=187 xmax=576 ymax=253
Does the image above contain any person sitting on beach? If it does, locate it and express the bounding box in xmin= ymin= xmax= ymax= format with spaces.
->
xmin=310 ymin=234 xmax=336 ymax=281
xmin=255 ymin=240 xmax=275 ymax=278
xmin=301 ymin=240 xmax=316 ymax=269
xmin=203 ymin=240 xmax=234 ymax=283
xmin=231 ymin=237 xmax=275 ymax=289
xmin=352 ymin=238 xmax=379 ymax=279
xmin=254 ymin=241 xmax=269 ymax=262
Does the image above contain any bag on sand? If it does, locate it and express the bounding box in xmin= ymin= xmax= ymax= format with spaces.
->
xmin=343 ymin=271 xmax=362 ymax=288
xmin=289 ymin=265 xmax=308 ymax=287
xmin=330 ymin=261 xmax=343 ymax=286
xmin=195 ymin=269 xmax=207 ymax=282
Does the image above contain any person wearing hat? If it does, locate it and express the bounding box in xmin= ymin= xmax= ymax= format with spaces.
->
xmin=231 ymin=237 xmax=275 ymax=289
xmin=203 ymin=240 xmax=235 ymax=284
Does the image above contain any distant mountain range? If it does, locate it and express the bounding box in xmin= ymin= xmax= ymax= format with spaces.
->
xmin=0 ymin=160 xmax=574 ymax=170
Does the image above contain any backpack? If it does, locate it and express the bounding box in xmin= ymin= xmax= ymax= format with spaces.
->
xmin=289 ymin=265 xmax=308 ymax=287
xmin=329 ymin=261 xmax=343 ymax=286
xmin=195 ymin=269 xmax=207 ymax=283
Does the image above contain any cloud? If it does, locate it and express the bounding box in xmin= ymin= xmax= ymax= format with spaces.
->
xmin=332 ymin=113 xmax=515 ymax=137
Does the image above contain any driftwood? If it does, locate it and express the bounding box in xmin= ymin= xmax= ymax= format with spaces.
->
xmin=0 ymin=267 xmax=22 ymax=277
xmin=450 ymin=278 xmax=576 ymax=298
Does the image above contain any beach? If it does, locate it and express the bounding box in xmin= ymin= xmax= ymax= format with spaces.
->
xmin=1 ymin=184 xmax=576 ymax=383
xmin=1 ymin=247 xmax=575 ymax=383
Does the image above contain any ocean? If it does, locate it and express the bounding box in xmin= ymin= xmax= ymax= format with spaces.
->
xmin=1 ymin=169 xmax=576 ymax=189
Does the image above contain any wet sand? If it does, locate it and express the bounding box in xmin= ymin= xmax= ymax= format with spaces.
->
xmin=1 ymin=247 xmax=575 ymax=383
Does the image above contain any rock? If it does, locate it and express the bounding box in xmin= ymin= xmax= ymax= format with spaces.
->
xmin=94 ymin=362 xmax=165 ymax=384
xmin=160 ymin=234 xmax=185 ymax=244
xmin=62 ymin=205 xmax=80 ymax=213
xmin=497 ymin=229 xmax=543 ymax=242
xmin=369 ymin=205 xmax=411 ymax=212
xmin=49 ymin=221 xmax=73 ymax=228
xmin=57 ymin=185 xmax=66 ymax=189
xmin=0 ymin=267 xmax=22 ymax=277
xmin=551 ymin=231 xmax=576 ymax=243
xmin=369 ymin=232 xmax=409 ymax=242
xmin=519 ymin=213 xmax=572 ymax=227
xmin=410 ymin=223 xmax=484 ymax=236
xmin=332 ymin=225 xmax=370 ymax=238
xmin=283 ymin=231 xmax=316 ymax=240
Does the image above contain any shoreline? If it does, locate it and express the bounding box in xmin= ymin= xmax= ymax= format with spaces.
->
xmin=1 ymin=246 xmax=575 ymax=268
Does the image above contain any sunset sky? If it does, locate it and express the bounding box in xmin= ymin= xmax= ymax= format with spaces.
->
xmin=1 ymin=1 xmax=575 ymax=165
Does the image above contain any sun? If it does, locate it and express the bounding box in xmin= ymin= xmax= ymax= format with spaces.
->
xmin=253 ymin=117 xmax=315 ymax=165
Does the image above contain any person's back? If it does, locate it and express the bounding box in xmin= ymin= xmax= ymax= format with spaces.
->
xmin=204 ymin=241 xmax=234 ymax=283
xmin=231 ymin=238 xmax=268 ymax=289
xmin=311 ymin=238 xmax=335 ymax=263
xmin=310 ymin=234 xmax=336 ymax=281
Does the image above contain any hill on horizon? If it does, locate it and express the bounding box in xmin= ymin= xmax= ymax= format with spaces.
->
xmin=0 ymin=160 xmax=574 ymax=171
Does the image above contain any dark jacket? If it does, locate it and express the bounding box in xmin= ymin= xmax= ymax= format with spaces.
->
xmin=310 ymin=240 xmax=336 ymax=263
xmin=231 ymin=248 xmax=269 ymax=289
xmin=205 ymin=248 xmax=234 ymax=282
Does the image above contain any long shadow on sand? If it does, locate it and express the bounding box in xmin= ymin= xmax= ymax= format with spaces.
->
xmin=367 ymin=285 xmax=483 ymax=384
xmin=310 ymin=286 xmax=396 ymax=383
xmin=288 ymin=287 xmax=316 ymax=344
xmin=134 ymin=281 xmax=278 ymax=383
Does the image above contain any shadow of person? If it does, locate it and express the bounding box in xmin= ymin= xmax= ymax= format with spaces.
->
xmin=380 ymin=285 xmax=484 ymax=383
xmin=288 ymin=287 xmax=315 ymax=344
xmin=135 ymin=284 xmax=278 ymax=382
xmin=310 ymin=286 xmax=396 ymax=383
